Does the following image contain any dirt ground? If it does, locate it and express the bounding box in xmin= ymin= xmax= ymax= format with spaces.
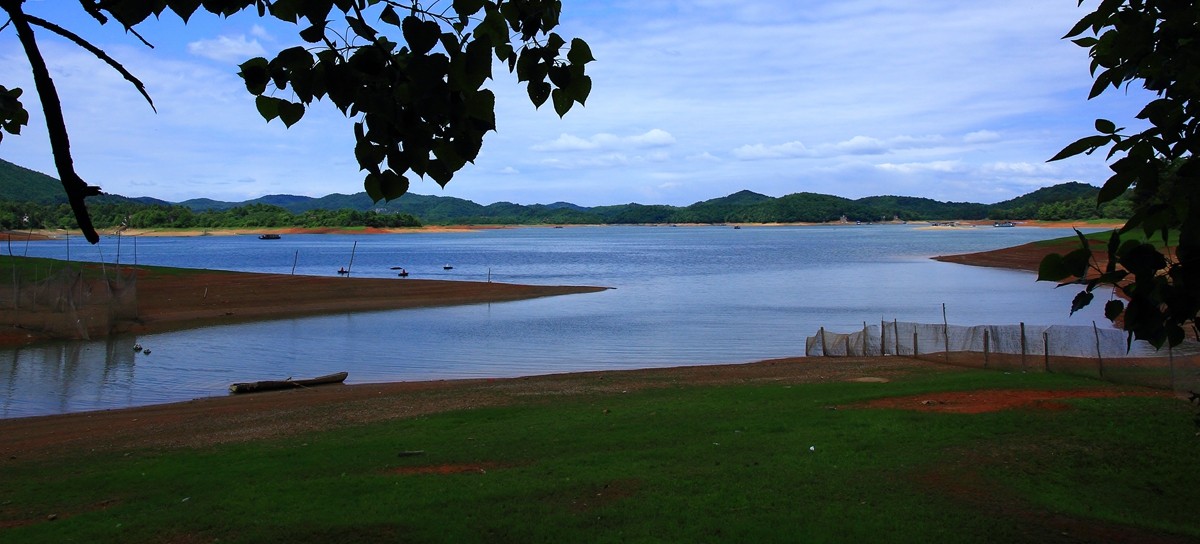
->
xmin=932 ymin=236 xmax=1111 ymax=273
xmin=0 ymin=268 xmax=607 ymax=346
xmin=0 ymin=356 xmax=1030 ymax=459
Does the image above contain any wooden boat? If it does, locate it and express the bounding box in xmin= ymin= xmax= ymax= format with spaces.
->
xmin=229 ymin=371 xmax=348 ymax=394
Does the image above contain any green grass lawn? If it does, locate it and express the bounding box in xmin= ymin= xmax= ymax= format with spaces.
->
xmin=2 ymin=370 xmax=1197 ymax=543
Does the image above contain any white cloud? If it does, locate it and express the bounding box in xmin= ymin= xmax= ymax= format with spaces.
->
xmin=732 ymin=141 xmax=811 ymax=160
xmin=250 ymin=25 xmax=274 ymax=41
xmin=187 ymin=35 xmax=267 ymax=62
xmin=982 ymin=162 xmax=1058 ymax=175
xmin=964 ymin=130 xmax=1001 ymax=143
xmin=531 ymin=129 xmax=676 ymax=152
xmin=628 ymin=128 xmax=676 ymax=146
xmin=876 ymin=161 xmax=964 ymax=174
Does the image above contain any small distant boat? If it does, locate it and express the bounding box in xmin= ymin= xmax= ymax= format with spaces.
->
xmin=229 ymin=371 xmax=348 ymax=394
xmin=258 ymin=233 xmax=281 ymax=240
xmin=443 ymin=264 xmax=454 ymax=270
xmin=337 ymin=267 xmax=349 ymax=275
xmin=397 ymin=269 xmax=409 ymax=277
xmin=993 ymin=221 xmax=1016 ymax=227
xmin=733 ymin=225 xmax=741 ymax=230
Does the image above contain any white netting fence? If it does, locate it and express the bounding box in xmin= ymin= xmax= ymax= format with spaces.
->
xmin=807 ymin=320 xmax=1200 ymax=392
xmin=1 ymin=263 xmax=138 ymax=340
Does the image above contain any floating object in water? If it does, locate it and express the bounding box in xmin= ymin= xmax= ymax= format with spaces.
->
xmin=443 ymin=264 xmax=454 ymax=270
xmin=229 ymin=371 xmax=348 ymax=394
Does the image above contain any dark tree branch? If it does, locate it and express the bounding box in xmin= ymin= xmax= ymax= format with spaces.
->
xmin=26 ymin=13 xmax=156 ymax=112
xmin=76 ymin=0 xmax=108 ymax=25
xmin=1 ymin=0 xmax=101 ymax=243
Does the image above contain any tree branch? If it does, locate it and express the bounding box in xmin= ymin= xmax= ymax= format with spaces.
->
xmin=26 ymin=14 xmax=156 ymax=112
xmin=1 ymin=0 xmax=101 ymax=243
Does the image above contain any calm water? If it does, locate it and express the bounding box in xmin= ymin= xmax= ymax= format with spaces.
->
xmin=3 ymin=225 xmax=1116 ymax=418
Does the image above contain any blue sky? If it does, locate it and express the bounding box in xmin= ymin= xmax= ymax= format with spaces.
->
xmin=0 ymin=1 xmax=1150 ymax=206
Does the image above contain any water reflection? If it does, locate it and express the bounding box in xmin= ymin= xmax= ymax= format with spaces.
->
xmin=1 ymin=335 xmax=138 ymax=416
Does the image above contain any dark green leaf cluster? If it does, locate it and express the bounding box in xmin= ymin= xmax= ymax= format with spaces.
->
xmin=1042 ymin=1 xmax=1200 ymax=347
xmin=0 ymin=85 xmax=28 ymax=144
xmin=0 ymin=0 xmax=592 ymax=243
xmin=200 ymin=0 xmax=592 ymax=203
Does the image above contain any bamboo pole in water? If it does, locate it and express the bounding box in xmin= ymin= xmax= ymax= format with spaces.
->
xmin=347 ymin=241 xmax=357 ymax=276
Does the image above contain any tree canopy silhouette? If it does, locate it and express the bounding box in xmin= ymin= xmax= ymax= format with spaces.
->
xmin=0 ymin=0 xmax=593 ymax=243
xmin=1041 ymin=0 xmax=1199 ymax=348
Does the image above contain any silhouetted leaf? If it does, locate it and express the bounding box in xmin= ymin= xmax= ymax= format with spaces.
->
xmin=255 ymin=95 xmax=280 ymax=121
xmin=364 ymin=173 xmax=384 ymax=202
xmin=453 ymin=0 xmax=485 ymax=17
xmin=1104 ymin=299 xmax=1124 ymax=320
xmin=1048 ymin=134 xmax=1112 ymax=161
xmin=278 ymin=100 xmax=304 ymax=127
xmin=402 ymin=16 xmax=440 ymax=55
xmin=1070 ymin=290 xmax=1094 ymax=315
xmin=379 ymin=5 xmax=400 ymax=27
xmin=238 ymin=57 xmax=270 ymax=95
xmin=346 ymin=15 xmax=377 ymax=41
xmin=527 ymin=80 xmax=551 ymax=107
xmin=299 ymin=22 xmax=326 ymax=43
xmin=1121 ymin=243 xmax=1167 ymax=278
xmin=377 ymin=170 xmax=409 ymax=200
xmin=551 ymin=88 xmax=572 ymax=117
xmin=568 ymin=38 xmax=595 ymax=64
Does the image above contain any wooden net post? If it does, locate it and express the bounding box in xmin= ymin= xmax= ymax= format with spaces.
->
xmin=942 ymin=303 xmax=950 ymax=364
xmin=1043 ymin=331 xmax=1050 ymax=372
xmin=983 ymin=329 xmax=989 ymax=369
xmin=894 ymin=319 xmax=900 ymax=355
xmin=1019 ymin=322 xmax=1027 ymax=371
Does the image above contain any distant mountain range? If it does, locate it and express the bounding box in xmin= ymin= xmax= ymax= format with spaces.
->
xmin=0 ymin=157 xmax=1115 ymax=225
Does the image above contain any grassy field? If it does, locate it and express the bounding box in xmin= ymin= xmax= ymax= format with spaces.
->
xmin=2 ymin=367 xmax=1197 ymax=543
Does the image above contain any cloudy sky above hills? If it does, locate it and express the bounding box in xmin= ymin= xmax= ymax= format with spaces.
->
xmin=0 ymin=1 xmax=1150 ymax=206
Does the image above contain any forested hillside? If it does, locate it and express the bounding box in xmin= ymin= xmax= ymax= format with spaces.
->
xmin=0 ymin=158 xmax=1129 ymax=230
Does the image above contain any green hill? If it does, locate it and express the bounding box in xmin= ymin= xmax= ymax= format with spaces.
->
xmin=0 ymin=159 xmax=66 ymax=203
xmin=0 ymin=157 xmax=1125 ymax=228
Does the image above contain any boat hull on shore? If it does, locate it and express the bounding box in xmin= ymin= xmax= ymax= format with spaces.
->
xmin=229 ymin=371 xmax=348 ymax=394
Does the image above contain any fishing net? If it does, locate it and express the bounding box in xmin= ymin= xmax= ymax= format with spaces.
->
xmin=1 ymin=262 xmax=138 ymax=340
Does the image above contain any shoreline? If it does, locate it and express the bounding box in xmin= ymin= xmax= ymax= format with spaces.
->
xmin=0 ymin=270 xmax=608 ymax=348
xmin=3 ymin=219 xmax=1126 ymax=241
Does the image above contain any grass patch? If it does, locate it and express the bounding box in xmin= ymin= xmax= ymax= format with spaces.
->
xmin=0 ymin=254 xmax=231 ymax=281
xmin=2 ymin=370 xmax=1197 ymax=543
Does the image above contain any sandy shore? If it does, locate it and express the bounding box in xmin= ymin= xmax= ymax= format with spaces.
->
xmin=0 ymin=270 xmax=607 ymax=347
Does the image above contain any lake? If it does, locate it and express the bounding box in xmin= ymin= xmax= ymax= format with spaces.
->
xmin=2 ymin=224 xmax=1119 ymax=418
